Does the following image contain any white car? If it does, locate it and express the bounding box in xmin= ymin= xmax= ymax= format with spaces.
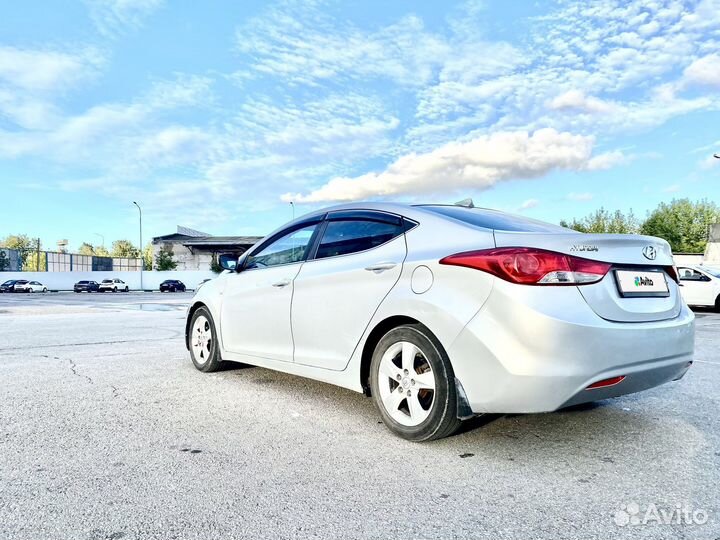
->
xmin=185 ymin=202 xmax=694 ymax=441
xmin=677 ymin=265 xmax=720 ymax=310
xmin=14 ymin=280 xmax=47 ymax=293
xmin=98 ymin=278 xmax=129 ymax=292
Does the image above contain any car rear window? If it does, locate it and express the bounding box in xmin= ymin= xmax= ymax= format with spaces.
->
xmin=102 ymin=280 xmax=112 ymax=283
xmin=79 ymin=281 xmax=88 ymax=284
xmin=419 ymin=205 xmax=570 ymax=233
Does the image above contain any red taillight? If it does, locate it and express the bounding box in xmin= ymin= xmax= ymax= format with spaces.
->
xmin=439 ymin=247 xmax=611 ymax=286
xmin=665 ymin=266 xmax=679 ymax=284
xmin=586 ymin=376 xmax=625 ymax=389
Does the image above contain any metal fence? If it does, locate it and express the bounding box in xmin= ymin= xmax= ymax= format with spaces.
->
xmin=0 ymin=248 xmax=142 ymax=272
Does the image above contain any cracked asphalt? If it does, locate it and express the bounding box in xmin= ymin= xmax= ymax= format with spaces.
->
xmin=0 ymin=292 xmax=719 ymax=540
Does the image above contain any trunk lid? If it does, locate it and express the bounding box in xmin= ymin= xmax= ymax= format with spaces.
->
xmin=493 ymin=231 xmax=681 ymax=322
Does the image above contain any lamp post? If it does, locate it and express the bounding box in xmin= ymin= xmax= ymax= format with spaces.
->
xmin=93 ymin=233 xmax=104 ymax=248
xmin=290 ymin=201 xmax=295 ymax=220
xmin=133 ymin=201 xmax=143 ymax=290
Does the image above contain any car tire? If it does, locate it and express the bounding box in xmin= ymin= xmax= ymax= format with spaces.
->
xmin=715 ymin=295 xmax=720 ymax=313
xmin=124 ymin=286 xmax=129 ymax=292
xmin=369 ymin=323 xmax=462 ymax=442
xmin=42 ymin=288 xmax=47 ymax=293
xmin=188 ymin=307 xmax=224 ymax=373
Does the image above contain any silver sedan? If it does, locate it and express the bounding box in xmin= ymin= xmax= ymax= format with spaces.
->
xmin=185 ymin=202 xmax=695 ymax=441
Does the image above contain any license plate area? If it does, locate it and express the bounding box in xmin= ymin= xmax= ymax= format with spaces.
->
xmin=614 ymin=269 xmax=670 ymax=298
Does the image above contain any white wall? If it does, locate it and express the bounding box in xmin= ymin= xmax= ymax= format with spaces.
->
xmin=0 ymin=270 xmax=217 ymax=291
xmin=673 ymin=254 xmax=705 ymax=266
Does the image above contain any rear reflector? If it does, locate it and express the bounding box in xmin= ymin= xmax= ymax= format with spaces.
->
xmin=439 ymin=247 xmax=612 ymax=286
xmin=586 ymin=376 xmax=626 ymax=390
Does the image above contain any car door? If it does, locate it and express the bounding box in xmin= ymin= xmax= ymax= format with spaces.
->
xmin=291 ymin=211 xmax=410 ymax=370
xmin=678 ymin=267 xmax=712 ymax=305
xmin=220 ymin=221 xmax=321 ymax=362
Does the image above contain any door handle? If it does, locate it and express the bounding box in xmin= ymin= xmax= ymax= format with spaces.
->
xmin=364 ymin=262 xmax=397 ymax=273
xmin=272 ymin=278 xmax=291 ymax=288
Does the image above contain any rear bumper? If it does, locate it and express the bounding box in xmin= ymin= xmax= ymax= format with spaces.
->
xmin=448 ymin=283 xmax=695 ymax=414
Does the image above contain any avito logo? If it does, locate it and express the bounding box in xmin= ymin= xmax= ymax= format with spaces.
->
xmin=635 ymin=276 xmax=654 ymax=287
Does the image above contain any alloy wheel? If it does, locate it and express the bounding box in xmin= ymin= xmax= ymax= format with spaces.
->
xmin=191 ymin=315 xmax=213 ymax=365
xmin=377 ymin=341 xmax=436 ymax=427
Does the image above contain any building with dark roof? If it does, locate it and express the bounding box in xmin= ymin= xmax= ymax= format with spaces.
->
xmin=151 ymin=226 xmax=262 ymax=271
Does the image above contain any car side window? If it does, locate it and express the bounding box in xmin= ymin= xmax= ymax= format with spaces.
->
xmin=679 ymin=268 xmax=707 ymax=281
xmin=246 ymin=224 xmax=317 ymax=269
xmin=315 ymin=219 xmax=403 ymax=259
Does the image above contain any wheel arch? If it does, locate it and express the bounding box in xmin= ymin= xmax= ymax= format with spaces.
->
xmin=360 ymin=315 xmax=420 ymax=395
xmin=359 ymin=315 xmax=474 ymax=420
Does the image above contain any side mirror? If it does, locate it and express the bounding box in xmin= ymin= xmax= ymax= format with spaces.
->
xmin=218 ymin=253 xmax=238 ymax=271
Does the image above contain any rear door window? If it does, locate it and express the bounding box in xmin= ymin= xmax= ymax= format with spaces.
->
xmin=315 ymin=219 xmax=404 ymax=259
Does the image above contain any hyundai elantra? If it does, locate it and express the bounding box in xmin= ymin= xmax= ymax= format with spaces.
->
xmin=186 ymin=203 xmax=695 ymax=441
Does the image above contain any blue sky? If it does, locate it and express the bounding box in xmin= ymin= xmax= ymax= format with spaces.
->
xmin=1 ymin=0 xmax=719 ymax=251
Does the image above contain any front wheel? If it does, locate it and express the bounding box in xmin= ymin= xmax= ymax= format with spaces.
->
xmin=189 ymin=307 xmax=224 ymax=372
xmin=370 ymin=323 xmax=461 ymax=442
xmin=42 ymin=288 xmax=47 ymax=293
xmin=124 ymin=286 xmax=129 ymax=292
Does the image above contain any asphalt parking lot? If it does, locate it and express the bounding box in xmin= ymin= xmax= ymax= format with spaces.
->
xmin=0 ymin=292 xmax=718 ymax=540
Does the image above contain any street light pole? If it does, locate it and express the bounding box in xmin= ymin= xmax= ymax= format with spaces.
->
xmin=133 ymin=201 xmax=143 ymax=290
xmin=290 ymin=201 xmax=295 ymax=220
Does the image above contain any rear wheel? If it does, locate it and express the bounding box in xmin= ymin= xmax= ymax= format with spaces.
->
xmin=189 ymin=307 xmax=224 ymax=372
xmin=370 ymin=323 xmax=461 ymax=442
xmin=42 ymin=288 xmax=47 ymax=293
xmin=715 ymin=295 xmax=720 ymax=312
xmin=124 ymin=286 xmax=129 ymax=292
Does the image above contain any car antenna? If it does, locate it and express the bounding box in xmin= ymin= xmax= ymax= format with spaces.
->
xmin=454 ymin=197 xmax=475 ymax=208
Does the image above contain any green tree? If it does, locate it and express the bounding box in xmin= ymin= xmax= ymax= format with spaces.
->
xmin=93 ymin=245 xmax=110 ymax=257
xmin=0 ymin=235 xmax=41 ymax=270
xmin=561 ymin=208 xmax=640 ymax=234
xmin=210 ymin=253 xmax=223 ymax=274
xmin=0 ymin=250 xmax=9 ymax=271
xmin=142 ymin=242 xmax=153 ymax=270
xmin=78 ymin=242 xmax=95 ymax=256
xmin=154 ymin=244 xmax=177 ymax=271
xmin=641 ymin=198 xmax=720 ymax=253
xmin=111 ymin=239 xmax=140 ymax=258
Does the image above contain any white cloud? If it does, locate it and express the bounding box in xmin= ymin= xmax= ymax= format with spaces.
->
xmin=683 ymin=54 xmax=720 ymax=88
xmin=584 ymin=150 xmax=630 ymax=171
xmin=85 ymin=0 xmax=164 ymax=36
xmin=548 ymin=90 xmax=616 ymax=114
xmin=518 ymin=199 xmax=540 ymax=211
xmin=0 ymin=46 xmax=103 ymax=91
xmin=282 ymin=128 xmax=599 ymax=203
xmin=237 ymin=9 xmax=449 ymax=87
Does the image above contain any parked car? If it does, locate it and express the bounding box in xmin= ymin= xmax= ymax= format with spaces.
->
xmin=184 ymin=202 xmax=695 ymax=441
xmin=0 ymin=280 xmax=18 ymax=293
xmin=73 ymin=280 xmax=100 ymax=293
xmin=13 ymin=280 xmax=47 ymax=293
xmin=8 ymin=279 xmax=29 ymax=292
xmin=98 ymin=278 xmax=129 ymax=293
xmin=160 ymin=280 xmax=186 ymax=292
xmin=677 ymin=265 xmax=720 ymax=310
